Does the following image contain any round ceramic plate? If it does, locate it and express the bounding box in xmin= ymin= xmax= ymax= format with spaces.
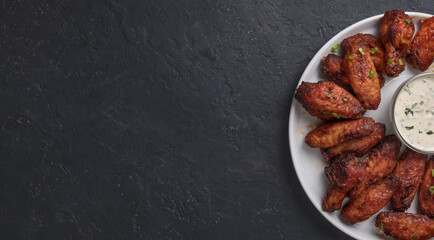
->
xmin=289 ymin=12 xmax=433 ymax=240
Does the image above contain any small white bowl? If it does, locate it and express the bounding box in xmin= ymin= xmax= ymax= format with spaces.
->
xmin=390 ymin=72 xmax=434 ymax=154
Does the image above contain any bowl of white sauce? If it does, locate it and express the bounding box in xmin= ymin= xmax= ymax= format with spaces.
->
xmin=391 ymin=72 xmax=434 ymax=154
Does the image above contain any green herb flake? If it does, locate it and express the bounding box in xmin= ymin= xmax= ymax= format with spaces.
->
xmin=405 ymin=108 xmax=414 ymax=116
xmin=431 ymin=169 xmax=434 ymax=177
xmin=387 ymin=59 xmax=394 ymax=63
xmin=348 ymin=55 xmax=355 ymax=60
xmin=323 ymin=111 xmax=327 ymax=115
xmin=411 ymin=103 xmax=418 ymax=109
xmin=404 ymin=87 xmax=412 ymax=95
xmin=419 ymin=130 xmax=423 ymax=134
xmin=368 ymin=69 xmax=375 ymax=78
xmin=358 ymin=47 xmax=365 ymax=55
xmin=326 ymin=93 xmax=332 ymax=98
xmin=331 ymin=43 xmax=339 ymax=52
xmin=371 ymin=47 xmax=378 ymax=54
xmin=405 ymin=19 xmax=412 ymax=24
xmin=343 ymin=98 xmax=348 ymax=102
xmin=430 ymin=186 xmax=434 ymax=195
xmin=399 ymin=59 xmax=404 ymax=66
xmin=420 ymin=101 xmax=424 ymax=105
xmin=405 ymin=126 xmax=414 ymax=130
xmin=427 ymin=130 xmax=433 ymax=135
xmin=332 ymin=113 xmax=341 ymax=119
xmin=354 ymin=75 xmax=358 ymax=78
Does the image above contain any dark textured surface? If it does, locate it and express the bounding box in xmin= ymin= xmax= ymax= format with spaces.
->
xmin=1 ymin=1 xmax=432 ymax=239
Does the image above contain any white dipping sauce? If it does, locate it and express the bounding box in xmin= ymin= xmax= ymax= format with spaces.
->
xmin=393 ymin=74 xmax=434 ymax=152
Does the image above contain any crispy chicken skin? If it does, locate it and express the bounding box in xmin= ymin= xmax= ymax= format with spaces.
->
xmin=391 ymin=149 xmax=427 ymax=212
xmin=294 ymin=81 xmax=365 ymax=120
xmin=407 ymin=16 xmax=434 ymax=71
xmin=349 ymin=135 xmax=401 ymax=198
xmin=342 ymin=38 xmax=381 ymax=109
xmin=321 ymin=123 xmax=385 ymax=162
xmin=322 ymin=54 xmax=385 ymax=87
xmin=323 ymin=155 xmax=365 ymax=212
xmin=419 ymin=157 xmax=434 ymax=217
xmin=376 ymin=212 xmax=434 ymax=240
xmin=321 ymin=54 xmax=351 ymax=85
xmin=341 ymin=175 xmax=399 ymax=224
xmin=341 ymin=33 xmax=386 ymax=74
xmin=305 ymin=117 xmax=375 ymax=148
xmin=380 ymin=10 xmax=415 ymax=77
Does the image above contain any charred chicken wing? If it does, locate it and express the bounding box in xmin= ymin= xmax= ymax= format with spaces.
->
xmin=391 ymin=149 xmax=427 ymax=212
xmin=305 ymin=117 xmax=375 ymax=148
xmin=407 ymin=16 xmax=434 ymax=71
xmin=322 ymin=54 xmax=385 ymax=87
xmin=419 ymin=157 xmax=434 ymax=217
xmin=349 ymin=134 xmax=401 ymax=198
xmin=321 ymin=123 xmax=385 ymax=162
xmin=341 ymin=33 xmax=386 ymax=74
xmin=342 ymin=38 xmax=381 ymax=109
xmin=294 ymin=81 xmax=365 ymax=121
xmin=323 ymin=155 xmax=365 ymax=212
xmin=341 ymin=175 xmax=399 ymax=224
xmin=376 ymin=212 xmax=434 ymax=240
xmin=380 ymin=10 xmax=415 ymax=77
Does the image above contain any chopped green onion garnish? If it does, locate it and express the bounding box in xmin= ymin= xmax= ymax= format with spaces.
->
xmin=411 ymin=103 xmax=418 ymax=109
xmin=326 ymin=93 xmax=332 ymax=98
xmin=343 ymin=98 xmax=348 ymax=102
xmin=430 ymin=186 xmax=434 ymax=195
xmin=420 ymin=101 xmax=424 ymax=105
xmin=405 ymin=126 xmax=414 ymax=130
xmin=332 ymin=113 xmax=341 ymax=119
xmin=331 ymin=43 xmax=339 ymax=52
xmin=380 ymin=222 xmax=384 ymax=229
xmin=399 ymin=59 xmax=403 ymax=66
xmin=358 ymin=48 xmax=365 ymax=55
xmin=348 ymin=55 xmax=355 ymax=60
xmin=404 ymin=87 xmax=412 ymax=95
xmin=387 ymin=59 xmax=394 ymax=63
xmin=323 ymin=110 xmax=327 ymax=115
xmin=405 ymin=108 xmax=414 ymax=116
xmin=427 ymin=130 xmax=433 ymax=135
xmin=371 ymin=47 xmax=378 ymax=54
xmin=431 ymin=169 xmax=434 ymax=177
xmin=419 ymin=130 xmax=423 ymax=134
xmin=354 ymin=75 xmax=358 ymax=78
xmin=405 ymin=19 xmax=412 ymax=24
xmin=412 ymin=233 xmax=418 ymax=239
xmin=368 ymin=69 xmax=375 ymax=78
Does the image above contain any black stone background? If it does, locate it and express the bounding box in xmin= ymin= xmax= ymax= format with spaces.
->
xmin=1 ymin=1 xmax=433 ymax=239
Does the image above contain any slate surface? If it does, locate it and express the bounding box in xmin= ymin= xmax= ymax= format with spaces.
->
xmin=1 ymin=1 xmax=433 ymax=239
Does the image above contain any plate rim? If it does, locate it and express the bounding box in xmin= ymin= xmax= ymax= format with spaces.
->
xmin=288 ymin=12 xmax=433 ymax=240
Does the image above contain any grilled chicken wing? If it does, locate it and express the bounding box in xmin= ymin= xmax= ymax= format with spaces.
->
xmin=321 ymin=54 xmax=351 ymax=85
xmin=294 ymin=81 xmax=365 ymax=120
xmin=391 ymin=149 xmax=427 ymax=212
xmin=380 ymin=10 xmax=415 ymax=77
xmin=419 ymin=157 xmax=434 ymax=217
xmin=341 ymin=175 xmax=399 ymax=224
xmin=376 ymin=212 xmax=434 ymax=240
xmin=322 ymin=54 xmax=385 ymax=87
xmin=323 ymin=155 xmax=365 ymax=212
xmin=341 ymin=33 xmax=386 ymax=74
xmin=342 ymin=38 xmax=381 ymax=109
xmin=349 ymin=135 xmax=401 ymax=198
xmin=305 ymin=117 xmax=375 ymax=148
xmin=321 ymin=123 xmax=385 ymax=162
xmin=407 ymin=16 xmax=434 ymax=71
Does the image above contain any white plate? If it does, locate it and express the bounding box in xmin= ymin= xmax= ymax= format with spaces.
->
xmin=289 ymin=12 xmax=433 ymax=240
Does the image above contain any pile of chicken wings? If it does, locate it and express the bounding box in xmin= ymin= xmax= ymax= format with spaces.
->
xmin=295 ymin=10 xmax=434 ymax=240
